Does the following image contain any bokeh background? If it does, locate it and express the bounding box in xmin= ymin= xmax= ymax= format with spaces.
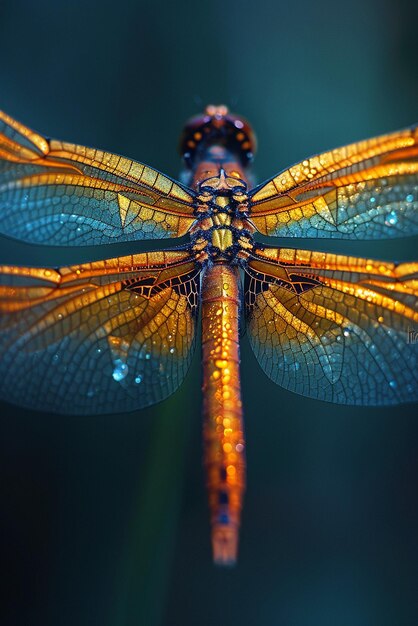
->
xmin=0 ymin=1 xmax=417 ymax=625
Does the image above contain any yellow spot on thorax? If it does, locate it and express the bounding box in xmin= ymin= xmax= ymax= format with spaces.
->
xmin=215 ymin=195 xmax=230 ymax=208
xmin=212 ymin=212 xmax=231 ymax=226
xmin=212 ymin=228 xmax=233 ymax=251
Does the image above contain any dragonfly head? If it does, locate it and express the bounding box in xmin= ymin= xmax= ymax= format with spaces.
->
xmin=180 ymin=105 xmax=257 ymax=169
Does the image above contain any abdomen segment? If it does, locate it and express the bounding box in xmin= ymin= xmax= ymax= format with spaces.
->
xmin=201 ymin=264 xmax=245 ymax=565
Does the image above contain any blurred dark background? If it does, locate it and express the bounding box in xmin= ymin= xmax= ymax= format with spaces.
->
xmin=0 ymin=0 xmax=417 ymax=625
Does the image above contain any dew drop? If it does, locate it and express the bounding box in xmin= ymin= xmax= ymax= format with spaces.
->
xmin=389 ymin=380 xmax=397 ymax=389
xmin=169 ymin=347 xmax=175 ymax=354
xmin=406 ymin=194 xmax=414 ymax=203
xmin=112 ymin=359 xmax=128 ymax=382
xmin=385 ymin=210 xmax=398 ymax=226
xmin=135 ymin=375 xmax=143 ymax=384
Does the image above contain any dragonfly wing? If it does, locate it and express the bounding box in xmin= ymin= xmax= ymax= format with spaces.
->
xmin=245 ymin=246 xmax=418 ymax=405
xmin=250 ymin=125 xmax=418 ymax=239
xmin=0 ymin=111 xmax=196 ymax=245
xmin=0 ymin=249 xmax=199 ymax=414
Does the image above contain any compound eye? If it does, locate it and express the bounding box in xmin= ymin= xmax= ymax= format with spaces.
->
xmin=179 ymin=106 xmax=257 ymax=166
xmin=228 ymin=115 xmax=257 ymax=156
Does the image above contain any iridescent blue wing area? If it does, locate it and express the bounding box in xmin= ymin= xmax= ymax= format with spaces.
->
xmin=249 ymin=125 xmax=418 ymax=239
xmin=0 ymin=250 xmax=199 ymax=414
xmin=0 ymin=111 xmax=196 ymax=245
xmin=245 ymin=246 xmax=418 ymax=405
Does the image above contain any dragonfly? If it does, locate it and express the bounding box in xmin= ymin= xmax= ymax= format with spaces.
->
xmin=0 ymin=105 xmax=417 ymax=566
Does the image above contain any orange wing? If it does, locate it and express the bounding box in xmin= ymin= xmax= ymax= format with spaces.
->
xmin=0 ymin=111 xmax=196 ymax=245
xmin=249 ymin=125 xmax=418 ymax=239
xmin=0 ymin=249 xmax=199 ymax=414
xmin=245 ymin=245 xmax=418 ymax=405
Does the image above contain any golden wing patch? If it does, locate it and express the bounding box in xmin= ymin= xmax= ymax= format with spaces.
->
xmin=0 ymin=111 xmax=196 ymax=245
xmin=249 ymin=125 xmax=418 ymax=239
xmin=245 ymin=245 xmax=418 ymax=404
xmin=0 ymin=249 xmax=199 ymax=413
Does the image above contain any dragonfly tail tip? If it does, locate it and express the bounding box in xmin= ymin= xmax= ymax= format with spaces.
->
xmin=212 ymin=525 xmax=238 ymax=567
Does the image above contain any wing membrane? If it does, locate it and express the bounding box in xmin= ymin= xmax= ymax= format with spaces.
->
xmin=250 ymin=125 xmax=418 ymax=239
xmin=0 ymin=249 xmax=199 ymax=414
xmin=245 ymin=245 xmax=418 ymax=405
xmin=0 ymin=111 xmax=196 ymax=245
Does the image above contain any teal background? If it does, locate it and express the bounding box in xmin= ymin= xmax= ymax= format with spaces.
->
xmin=0 ymin=0 xmax=417 ymax=625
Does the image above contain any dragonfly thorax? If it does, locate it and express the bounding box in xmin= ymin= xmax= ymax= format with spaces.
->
xmin=190 ymin=170 xmax=255 ymax=264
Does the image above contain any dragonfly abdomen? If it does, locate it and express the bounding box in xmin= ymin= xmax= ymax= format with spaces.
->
xmin=201 ymin=264 xmax=246 ymax=566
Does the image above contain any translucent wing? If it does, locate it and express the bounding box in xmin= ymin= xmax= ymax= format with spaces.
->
xmin=245 ymin=245 xmax=418 ymax=405
xmin=0 ymin=111 xmax=196 ymax=245
xmin=249 ymin=125 xmax=418 ymax=239
xmin=0 ymin=249 xmax=199 ymax=414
